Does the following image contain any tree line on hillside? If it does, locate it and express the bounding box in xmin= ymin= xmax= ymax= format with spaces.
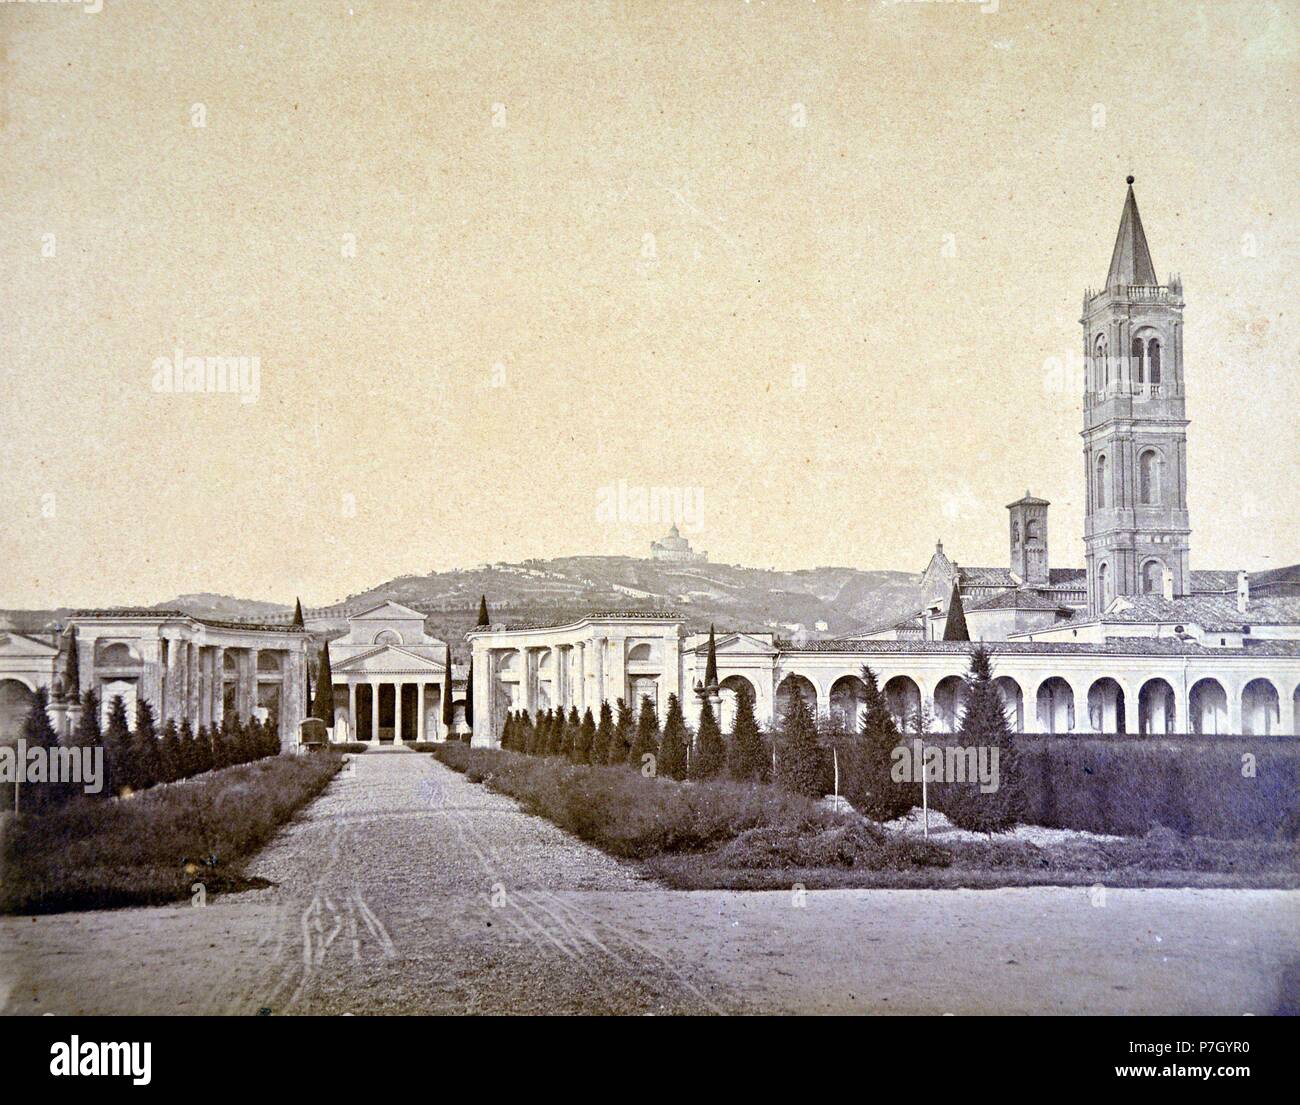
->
xmin=12 ymin=686 xmax=282 ymax=812
xmin=495 ymin=644 xmax=1023 ymax=832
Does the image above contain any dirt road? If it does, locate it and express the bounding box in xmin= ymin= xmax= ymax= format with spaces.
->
xmin=3 ymin=751 xmax=1296 ymax=1015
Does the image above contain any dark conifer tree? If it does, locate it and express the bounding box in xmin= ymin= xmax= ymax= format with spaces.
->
xmin=942 ymin=580 xmax=970 ymax=642
xmin=192 ymin=724 xmax=213 ymax=775
xmin=103 ymin=695 xmax=133 ymax=796
xmin=691 ymin=693 xmax=726 ymax=780
xmin=549 ymin=707 xmax=567 ymax=757
xmin=442 ymin=646 xmax=454 ymax=735
xmin=775 ymin=691 xmax=824 ymax=798
xmin=312 ymin=641 xmax=335 ymax=726
xmin=499 ymin=711 xmax=515 ymax=751
xmin=609 ymin=698 xmax=634 ymax=765
xmin=592 ymin=701 xmax=614 ymax=764
xmin=476 ymin=595 xmax=490 ymax=626
xmin=292 ymin=598 xmax=305 ymax=627
xmin=131 ymin=699 xmax=162 ymax=791
xmin=727 ymin=683 xmax=770 ymax=783
xmin=563 ymin=706 xmax=580 ymax=759
xmin=177 ymin=718 xmax=197 ymax=778
xmin=658 ymin=693 xmax=688 ymax=780
xmin=21 ymin=687 xmax=63 ymax=808
xmin=705 ymin=624 xmax=719 ymax=688
xmin=574 ymin=707 xmax=596 ymax=765
xmin=629 ymin=696 xmax=661 ymax=771
xmin=945 ymin=645 xmax=1023 ymax=831
xmin=159 ymin=719 xmax=182 ymax=784
xmin=64 ymin=630 xmax=81 ymax=699
xmin=71 ymin=689 xmax=101 ymax=749
xmin=843 ymin=665 xmax=914 ymax=821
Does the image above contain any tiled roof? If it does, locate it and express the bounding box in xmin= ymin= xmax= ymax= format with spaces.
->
xmin=967 ymin=590 xmax=1073 ymax=612
xmin=1047 ymin=568 xmax=1087 ymax=586
xmin=69 ymin=609 xmax=306 ymax=633
xmin=779 ymin=638 xmax=1300 ymax=657
xmin=957 ymin=566 xmax=1017 ymax=587
xmin=1103 ymin=595 xmax=1300 ymax=631
xmin=1189 ymin=570 xmax=1241 ymax=592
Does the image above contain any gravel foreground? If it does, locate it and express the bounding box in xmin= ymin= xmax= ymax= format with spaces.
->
xmin=2 ymin=751 xmax=1297 ymax=1015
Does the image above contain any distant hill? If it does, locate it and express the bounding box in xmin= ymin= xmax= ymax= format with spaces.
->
xmin=0 ymin=557 xmax=924 ymax=658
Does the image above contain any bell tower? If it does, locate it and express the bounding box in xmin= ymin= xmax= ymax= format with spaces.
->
xmin=1008 ymin=492 xmax=1049 ymax=585
xmin=1081 ymin=178 xmax=1190 ymax=615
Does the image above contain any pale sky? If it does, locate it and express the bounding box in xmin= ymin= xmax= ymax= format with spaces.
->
xmin=1 ymin=0 xmax=1296 ymax=608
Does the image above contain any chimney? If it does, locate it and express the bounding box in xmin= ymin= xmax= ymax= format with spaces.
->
xmin=1237 ymin=570 xmax=1249 ymax=614
xmin=1162 ymin=567 xmax=1174 ymax=601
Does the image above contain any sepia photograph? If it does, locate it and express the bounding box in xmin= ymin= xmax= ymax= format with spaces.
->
xmin=1 ymin=0 xmax=1296 ymax=1079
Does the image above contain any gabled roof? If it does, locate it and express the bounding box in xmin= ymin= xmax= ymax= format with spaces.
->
xmin=0 ymin=632 xmax=59 ymax=656
xmin=331 ymin=642 xmax=447 ymax=673
xmin=957 ymin=566 xmax=1017 ymax=587
xmin=1106 ymin=182 xmax=1158 ymax=288
xmin=966 ymin=590 xmax=1073 ymax=613
xmin=1188 ymin=570 xmax=1241 ymax=593
xmin=350 ymin=600 xmax=428 ymax=621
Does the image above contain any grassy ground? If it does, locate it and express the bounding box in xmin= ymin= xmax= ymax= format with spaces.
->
xmin=0 ymin=752 xmax=343 ymax=915
xmin=433 ymin=744 xmax=1300 ymax=891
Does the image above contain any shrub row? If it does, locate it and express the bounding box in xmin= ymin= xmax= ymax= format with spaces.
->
xmin=1 ymin=751 xmax=342 ymax=914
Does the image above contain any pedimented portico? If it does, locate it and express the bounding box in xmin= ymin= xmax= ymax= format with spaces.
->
xmin=329 ymin=601 xmax=465 ymax=743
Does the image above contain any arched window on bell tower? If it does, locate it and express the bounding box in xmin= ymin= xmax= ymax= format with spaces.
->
xmin=1141 ymin=559 xmax=1165 ymax=595
xmin=1097 ymin=562 xmax=1111 ymax=607
xmin=1094 ymin=335 xmax=1109 ymax=391
xmin=1132 ymin=336 xmax=1146 ymax=383
xmin=1139 ymin=448 xmax=1162 ymax=505
xmin=1095 ymin=453 xmax=1108 ymax=508
xmin=1147 ymin=338 xmax=1161 ymax=384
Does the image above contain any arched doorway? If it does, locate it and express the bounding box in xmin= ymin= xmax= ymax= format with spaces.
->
xmin=933 ymin=675 xmax=968 ymax=734
xmin=1036 ymin=677 xmax=1075 ymax=734
xmin=1138 ymin=678 xmax=1177 ymax=735
xmin=775 ymin=674 xmax=817 ymax=729
xmin=718 ymin=674 xmax=755 ymax=734
xmin=1088 ymin=678 xmax=1126 ymax=734
xmin=993 ymin=676 xmax=1024 ymax=731
xmin=828 ymin=675 xmax=867 ymax=733
xmin=1188 ymin=678 xmax=1227 ymax=735
xmin=1242 ymin=679 xmax=1280 ymax=736
xmin=883 ymin=675 xmax=922 ymax=732
xmin=0 ymin=679 xmax=34 ymax=741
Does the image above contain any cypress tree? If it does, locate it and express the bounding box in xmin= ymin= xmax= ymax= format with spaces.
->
xmin=692 ymin=693 xmax=726 ymax=780
xmin=945 ymin=645 xmax=1024 ymax=832
xmin=194 ymin=724 xmax=214 ymax=776
xmin=500 ymin=711 xmax=515 ymax=751
xmin=103 ymin=696 xmax=133 ymax=796
xmin=131 ymin=699 xmax=162 ymax=791
xmin=727 ymin=683 xmax=770 ymax=783
xmin=534 ymin=709 xmax=552 ymax=756
xmin=441 ymin=646 xmax=454 ymax=735
xmin=64 ymin=630 xmax=81 ymax=699
xmin=592 ymin=701 xmax=614 ymax=764
xmin=775 ymin=690 xmax=824 ymax=798
xmin=575 ymin=707 xmax=596 ymax=764
xmin=176 ymin=717 xmax=196 ymax=778
xmin=21 ymin=687 xmax=63 ymax=808
xmin=658 ymin=693 xmax=688 ymax=780
xmin=159 ymin=719 xmax=182 ymax=783
xmin=292 ymin=598 xmax=305 ymax=627
xmin=844 ymin=665 xmax=914 ymax=821
xmin=71 ymin=689 xmax=101 ymax=748
xmin=564 ymin=706 xmax=580 ymax=759
xmin=609 ymin=698 xmax=634 ymax=765
xmin=312 ymin=641 xmax=335 ymax=726
xmin=705 ymin=624 xmax=719 ymax=688
xmin=942 ymin=579 xmax=970 ymax=642
xmin=476 ymin=595 xmax=490 ymax=626
xmin=549 ymin=707 xmax=567 ymax=757
xmin=629 ymin=696 xmax=661 ymax=771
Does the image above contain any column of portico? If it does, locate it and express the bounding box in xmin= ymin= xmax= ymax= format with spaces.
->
xmin=522 ymin=648 xmax=537 ymax=717
xmin=1172 ymin=677 xmax=1190 ymax=737
xmin=662 ymin=635 xmax=681 ymax=721
xmin=246 ymin=647 xmax=260 ymax=719
xmin=1279 ymin=691 xmax=1297 ymax=737
xmin=349 ymin=682 xmax=358 ymax=741
xmin=594 ymin=639 xmax=606 ymax=710
xmin=417 ymin=683 xmax=426 ymax=742
xmin=211 ymin=646 xmax=226 ymax=729
xmin=1067 ymin=677 xmax=1093 ymax=734
xmin=394 ymin=681 xmax=404 ymax=744
xmin=163 ymin=635 xmax=185 ymax=726
xmin=607 ymin=638 xmax=626 ymax=707
xmin=371 ymin=679 xmax=380 ymax=742
xmin=139 ymin=638 xmax=163 ymax=723
xmin=1227 ymin=682 xmax=1244 ymax=735
xmin=575 ymin=643 xmax=586 ymax=713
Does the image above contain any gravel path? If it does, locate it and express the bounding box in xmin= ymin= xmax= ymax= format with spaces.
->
xmin=3 ymin=751 xmax=1297 ymax=1015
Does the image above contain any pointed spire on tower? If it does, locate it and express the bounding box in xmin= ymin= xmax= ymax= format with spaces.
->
xmin=1105 ymin=176 xmax=1158 ymax=289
